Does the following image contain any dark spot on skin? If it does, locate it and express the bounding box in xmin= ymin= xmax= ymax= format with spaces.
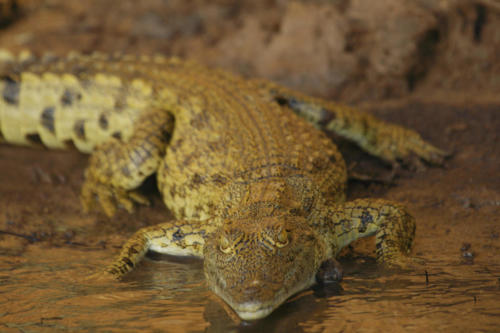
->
xmin=359 ymin=211 xmax=373 ymax=233
xmin=192 ymin=173 xmax=203 ymax=185
xmin=112 ymin=131 xmax=122 ymax=140
xmin=318 ymin=108 xmax=337 ymax=127
xmin=114 ymin=99 xmax=126 ymax=111
xmin=320 ymin=216 xmax=333 ymax=226
xmin=312 ymin=157 xmax=328 ymax=171
xmin=170 ymin=138 xmax=183 ymax=153
xmin=188 ymin=173 xmax=204 ymax=190
xmin=169 ymin=184 xmax=177 ymax=198
xmin=127 ymin=246 xmax=139 ymax=256
xmin=60 ymin=89 xmax=81 ymax=106
xmin=63 ymin=139 xmax=77 ymax=150
xmin=172 ymin=229 xmax=184 ymax=241
xmin=211 ymin=174 xmax=227 ymax=185
xmin=160 ymin=128 xmax=172 ymax=144
xmin=121 ymin=166 xmax=130 ymax=177
xmin=41 ymin=107 xmax=56 ymax=133
xmin=60 ymin=90 xmax=72 ymax=106
xmin=275 ymin=96 xmax=287 ymax=106
xmin=329 ymin=154 xmax=337 ymax=164
xmin=183 ymin=153 xmax=195 ymax=167
xmin=26 ymin=133 xmax=43 ymax=146
xmin=26 ymin=133 xmax=43 ymax=145
xmin=99 ymin=113 xmax=109 ymax=130
xmin=73 ymin=119 xmax=85 ymax=140
xmin=275 ymin=96 xmax=300 ymax=109
xmin=2 ymin=76 xmax=20 ymax=105
xmin=122 ymin=257 xmax=134 ymax=268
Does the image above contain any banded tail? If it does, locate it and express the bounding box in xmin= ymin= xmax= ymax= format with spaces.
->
xmin=0 ymin=50 xmax=163 ymax=153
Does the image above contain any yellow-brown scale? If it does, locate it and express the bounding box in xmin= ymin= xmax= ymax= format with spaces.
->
xmin=0 ymin=51 xmax=449 ymax=321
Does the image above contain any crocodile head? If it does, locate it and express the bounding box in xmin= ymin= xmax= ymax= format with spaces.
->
xmin=203 ymin=215 xmax=326 ymax=321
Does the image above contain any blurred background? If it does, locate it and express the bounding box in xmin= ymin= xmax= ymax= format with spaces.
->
xmin=0 ymin=0 xmax=499 ymax=104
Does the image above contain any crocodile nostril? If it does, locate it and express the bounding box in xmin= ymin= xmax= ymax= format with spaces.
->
xmin=243 ymin=286 xmax=260 ymax=295
xmin=243 ymin=280 xmax=262 ymax=295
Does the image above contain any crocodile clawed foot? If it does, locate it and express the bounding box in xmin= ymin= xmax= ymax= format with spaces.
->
xmin=393 ymin=130 xmax=452 ymax=170
xmin=374 ymin=123 xmax=452 ymax=171
xmin=81 ymin=176 xmax=149 ymax=217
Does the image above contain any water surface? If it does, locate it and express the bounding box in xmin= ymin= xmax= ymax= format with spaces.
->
xmin=1 ymin=242 xmax=498 ymax=332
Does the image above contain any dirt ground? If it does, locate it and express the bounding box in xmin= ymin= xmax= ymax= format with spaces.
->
xmin=0 ymin=0 xmax=499 ymax=331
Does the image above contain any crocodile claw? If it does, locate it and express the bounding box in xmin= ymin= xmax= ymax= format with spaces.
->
xmin=398 ymin=135 xmax=451 ymax=169
xmin=374 ymin=124 xmax=451 ymax=170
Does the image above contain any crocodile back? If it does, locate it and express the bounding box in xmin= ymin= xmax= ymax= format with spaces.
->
xmin=153 ymin=68 xmax=347 ymax=220
xmin=0 ymin=52 xmax=347 ymax=220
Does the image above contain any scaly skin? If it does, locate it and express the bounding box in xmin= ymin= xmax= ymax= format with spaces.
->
xmin=0 ymin=51 xmax=448 ymax=321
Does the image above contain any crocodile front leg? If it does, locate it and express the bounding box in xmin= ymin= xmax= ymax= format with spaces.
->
xmin=105 ymin=219 xmax=218 ymax=278
xmin=254 ymin=80 xmax=450 ymax=168
xmin=81 ymin=109 xmax=174 ymax=216
xmin=313 ymin=199 xmax=417 ymax=267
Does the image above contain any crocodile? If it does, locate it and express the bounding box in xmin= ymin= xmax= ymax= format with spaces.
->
xmin=0 ymin=51 xmax=448 ymax=321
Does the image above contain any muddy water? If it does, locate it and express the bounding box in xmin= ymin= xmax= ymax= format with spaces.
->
xmin=1 ymin=242 xmax=499 ymax=332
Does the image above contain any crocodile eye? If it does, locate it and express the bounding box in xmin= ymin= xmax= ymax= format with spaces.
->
xmin=219 ymin=235 xmax=232 ymax=254
xmin=276 ymin=228 xmax=289 ymax=248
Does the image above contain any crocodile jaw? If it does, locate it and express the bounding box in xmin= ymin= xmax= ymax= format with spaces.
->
xmin=233 ymin=303 xmax=275 ymax=321
xmin=211 ymin=275 xmax=316 ymax=321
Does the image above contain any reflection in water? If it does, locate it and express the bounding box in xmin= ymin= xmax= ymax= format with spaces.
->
xmin=1 ymin=244 xmax=499 ymax=332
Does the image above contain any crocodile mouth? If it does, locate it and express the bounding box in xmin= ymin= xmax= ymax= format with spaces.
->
xmin=211 ymin=275 xmax=316 ymax=321
xmin=210 ymin=283 xmax=285 ymax=321
xmin=233 ymin=302 xmax=275 ymax=321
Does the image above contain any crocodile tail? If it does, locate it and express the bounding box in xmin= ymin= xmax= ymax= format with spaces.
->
xmin=0 ymin=50 xmax=155 ymax=153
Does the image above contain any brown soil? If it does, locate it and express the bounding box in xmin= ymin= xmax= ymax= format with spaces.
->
xmin=0 ymin=0 xmax=499 ymax=331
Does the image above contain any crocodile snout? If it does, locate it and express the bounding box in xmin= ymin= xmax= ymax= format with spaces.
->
xmin=203 ymin=216 xmax=325 ymax=320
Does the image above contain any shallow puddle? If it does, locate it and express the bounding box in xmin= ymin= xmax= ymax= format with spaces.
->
xmin=1 ymin=242 xmax=499 ymax=332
